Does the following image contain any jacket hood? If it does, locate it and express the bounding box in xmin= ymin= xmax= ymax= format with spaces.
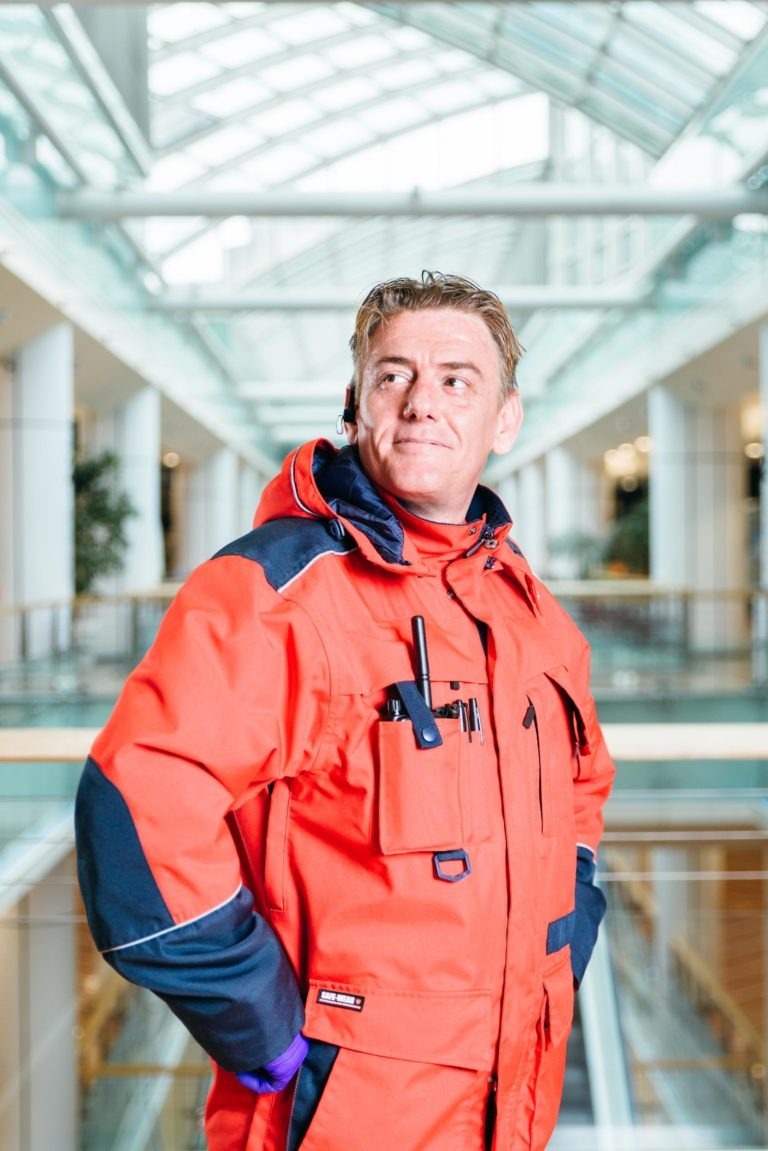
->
xmin=255 ymin=438 xmax=513 ymax=569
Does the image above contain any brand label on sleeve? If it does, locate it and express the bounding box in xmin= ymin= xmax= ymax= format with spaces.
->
xmin=317 ymin=989 xmax=365 ymax=1012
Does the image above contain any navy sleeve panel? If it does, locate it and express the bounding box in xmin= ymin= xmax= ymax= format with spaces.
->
xmin=108 ymin=885 xmax=305 ymax=1072
xmin=213 ymin=518 xmax=355 ymax=592
xmin=75 ymin=756 xmax=174 ymax=952
xmin=571 ymin=845 xmax=607 ymax=986
xmin=76 ymin=757 xmax=304 ymax=1070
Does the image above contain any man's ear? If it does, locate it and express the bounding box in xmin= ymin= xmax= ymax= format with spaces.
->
xmin=492 ymin=392 xmax=523 ymax=456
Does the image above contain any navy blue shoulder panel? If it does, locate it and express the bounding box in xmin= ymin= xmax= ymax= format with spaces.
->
xmin=75 ymin=756 xmax=174 ymax=951
xmin=213 ymin=517 xmax=356 ymax=591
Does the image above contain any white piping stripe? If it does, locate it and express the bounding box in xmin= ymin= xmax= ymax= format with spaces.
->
xmin=277 ymin=547 xmax=352 ymax=593
xmin=577 ymin=841 xmax=597 ymax=860
xmin=102 ymin=884 xmax=244 ymax=955
xmin=290 ymin=450 xmax=316 ymax=517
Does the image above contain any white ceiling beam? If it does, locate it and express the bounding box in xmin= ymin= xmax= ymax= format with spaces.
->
xmin=255 ymin=403 xmax=341 ymax=425
xmin=59 ymin=186 xmax=768 ymax=220
xmin=43 ymin=8 xmax=152 ymax=176
xmin=150 ymin=283 xmax=717 ymax=313
xmin=240 ymin=380 xmax=347 ymax=400
xmin=0 ymin=57 xmax=89 ymax=184
xmin=154 ymin=285 xmax=640 ymax=313
xmin=270 ymin=424 xmax=345 ymax=444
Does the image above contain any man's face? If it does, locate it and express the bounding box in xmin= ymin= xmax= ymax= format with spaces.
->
xmin=346 ymin=308 xmax=523 ymax=523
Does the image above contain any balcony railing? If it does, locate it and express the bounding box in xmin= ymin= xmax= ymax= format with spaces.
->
xmin=1 ymin=582 xmax=767 ymax=691
xmin=1 ymin=719 xmax=766 ymax=1150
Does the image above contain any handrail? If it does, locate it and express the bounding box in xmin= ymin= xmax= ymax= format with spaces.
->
xmin=0 ymin=728 xmax=99 ymax=761
xmin=603 ymin=724 xmax=768 ymax=760
xmin=2 ymin=723 xmax=766 ymax=763
xmin=550 ymin=580 xmax=768 ymax=602
xmin=0 ymin=586 xmax=182 ymax=616
xmin=0 ymin=582 xmax=765 ymax=616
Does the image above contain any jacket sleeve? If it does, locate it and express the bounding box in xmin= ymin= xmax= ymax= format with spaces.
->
xmin=567 ymin=633 xmax=615 ymax=984
xmin=75 ymin=553 xmax=331 ymax=1071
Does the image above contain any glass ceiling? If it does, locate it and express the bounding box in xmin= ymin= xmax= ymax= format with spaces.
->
xmin=0 ymin=1 xmax=767 ymax=465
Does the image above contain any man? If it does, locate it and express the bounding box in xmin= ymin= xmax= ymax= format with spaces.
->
xmin=76 ymin=272 xmax=614 ymax=1150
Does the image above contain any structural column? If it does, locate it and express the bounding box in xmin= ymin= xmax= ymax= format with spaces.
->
xmin=0 ymin=363 xmax=16 ymax=662
xmin=238 ymin=462 xmax=266 ymax=538
xmin=545 ymin=447 xmax=604 ymax=578
xmin=117 ymin=388 xmax=163 ymax=591
xmin=0 ymin=905 xmax=21 ymax=1146
xmin=577 ymin=457 xmax=610 ymax=543
xmin=91 ymin=387 xmax=164 ymax=592
xmin=85 ymin=387 xmax=164 ymax=656
xmin=516 ymin=460 xmax=547 ymax=575
xmin=649 ymin=385 xmax=748 ymax=650
xmin=19 ymin=856 xmax=78 ymax=1151
xmin=546 ymin=448 xmax=577 ymax=578
xmin=755 ymin=324 xmax=768 ymax=682
xmin=2 ymin=325 xmax=74 ymax=660
xmin=0 ymin=858 xmax=78 ymax=1151
xmin=497 ymin=473 xmax=518 ymax=527
xmin=181 ymin=447 xmax=240 ymax=574
xmin=649 ymin=387 xmax=691 ymax=589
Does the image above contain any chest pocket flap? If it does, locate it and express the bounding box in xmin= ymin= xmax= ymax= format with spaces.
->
xmin=539 ymin=665 xmax=594 ymax=778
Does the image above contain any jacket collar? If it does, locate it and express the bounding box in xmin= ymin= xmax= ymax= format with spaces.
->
xmin=313 ymin=444 xmax=408 ymax=565
xmin=314 ymin=444 xmax=513 ymax=567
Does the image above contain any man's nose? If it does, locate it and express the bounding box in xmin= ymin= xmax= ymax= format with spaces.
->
xmin=402 ymin=376 xmax=439 ymax=419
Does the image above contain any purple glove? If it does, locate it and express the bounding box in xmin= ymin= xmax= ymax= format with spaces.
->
xmin=236 ymin=1032 xmax=309 ymax=1094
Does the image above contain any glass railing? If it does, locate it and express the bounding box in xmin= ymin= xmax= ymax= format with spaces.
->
xmin=1 ymin=584 xmax=767 ymax=703
xmin=553 ymin=584 xmax=768 ymax=699
xmin=576 ymin=832 xmax=766 ymax=1151
xmin=0 ymin=723 xmax=765 ymax=1150
xmin=80 ymin=985 xmax=210 ymax=1151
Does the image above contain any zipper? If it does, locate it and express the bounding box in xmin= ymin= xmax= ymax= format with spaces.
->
xmin=484 ymin=1074 xmax=498 ymax=1151
xmin=285 ymin=1064 xmax=304 ymax=1151
xmin=465 ymin=524 xmax=496 ymax=557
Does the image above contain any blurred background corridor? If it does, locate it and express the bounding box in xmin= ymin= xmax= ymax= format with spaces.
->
xmin=0 ymin=2 xmax=767 ymax=1148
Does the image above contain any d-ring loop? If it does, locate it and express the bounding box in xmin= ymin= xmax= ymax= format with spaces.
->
xmin=432 ymin=849 xmax=472 ymax=882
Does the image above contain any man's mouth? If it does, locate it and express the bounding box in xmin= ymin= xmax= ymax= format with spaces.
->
xmin=395 ymin=437 xmax=447 ymax=448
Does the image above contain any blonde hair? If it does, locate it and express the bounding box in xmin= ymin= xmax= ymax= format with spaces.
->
xmin=348 ymin=271 xmax=523 ymax=409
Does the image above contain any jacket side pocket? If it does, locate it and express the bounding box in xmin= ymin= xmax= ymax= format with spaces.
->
xmin=286 ymin=1039 xmax=339 ymax=1151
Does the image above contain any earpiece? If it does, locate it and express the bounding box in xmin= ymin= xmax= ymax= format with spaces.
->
xmin=337 ymin=386 xmax=356 ymax=434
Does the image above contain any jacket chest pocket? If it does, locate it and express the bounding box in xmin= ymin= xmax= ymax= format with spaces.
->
xmin=523 ymin=666 xmax=590 ymax=843
xmin=377 ymin=718 xmax=490 ymax=854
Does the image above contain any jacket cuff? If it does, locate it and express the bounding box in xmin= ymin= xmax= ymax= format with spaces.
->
xmin=105 ymin=885 xmax=305 ymax=1071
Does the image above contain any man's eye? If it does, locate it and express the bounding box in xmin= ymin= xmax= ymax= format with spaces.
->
xmin=380 ymin=372 xmax=408 ymax=385
xmin=445 ymin=376 xmax=469 ymax=390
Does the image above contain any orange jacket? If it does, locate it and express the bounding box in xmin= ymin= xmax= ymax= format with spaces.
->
xmin=76 ymin=440 xmax=614 ymax=1150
